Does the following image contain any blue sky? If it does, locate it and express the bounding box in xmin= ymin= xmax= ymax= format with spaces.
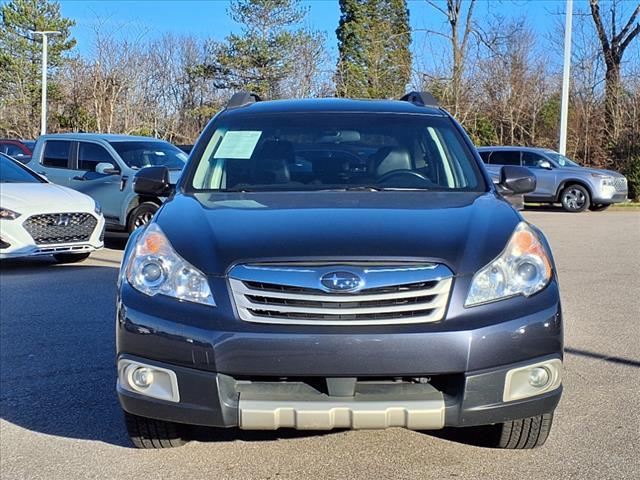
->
xmin=59 ymin=0 xmax=571 ymax=62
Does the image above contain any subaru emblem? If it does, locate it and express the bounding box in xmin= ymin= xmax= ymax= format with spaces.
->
xmin=320 ymin=271 xmax=364 ymax=293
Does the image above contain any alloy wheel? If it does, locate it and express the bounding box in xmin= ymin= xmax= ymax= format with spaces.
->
xmin=134 ymin=211 xmax=154 ymax=228
xmin=563 ymin=188 xmax=586 ymax=210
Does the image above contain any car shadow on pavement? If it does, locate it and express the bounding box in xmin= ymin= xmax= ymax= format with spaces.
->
xmin=0 ymin=260 xmax=342 ymax=448
xmin=523 ymin=204 xmax=569 ymax=213
xmin=0 ymin=262 xmax=130 ymax=447
xmin=105 ymin=232 xmax=129 ymax=251
xmin=565 ymin=347 xmax=640 ymax=368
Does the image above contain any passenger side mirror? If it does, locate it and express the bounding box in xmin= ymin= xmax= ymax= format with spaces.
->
xmin=498 ymin=166 xmax=536 ymax=195
xmin=537 ymin=160 xmax=552 ymax=170
xmin=133 ymin=166 xmax=174 ymax=196
xmin=95 ymin=162 xmax=120 ymax=175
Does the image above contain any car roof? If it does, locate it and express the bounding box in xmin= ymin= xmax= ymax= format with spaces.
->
xmin=220 ymin=98 xmax=445 ymax=118
xmin=38 ymin=133 xmax=170 ymax=143
xmin=476 ymin=146 xmax=557 ymax=154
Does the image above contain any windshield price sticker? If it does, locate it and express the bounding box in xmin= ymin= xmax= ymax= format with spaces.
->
xmin=213 ymin=131 xmax=262 ymax=159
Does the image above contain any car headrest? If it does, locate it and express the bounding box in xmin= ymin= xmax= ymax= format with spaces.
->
xmin=369 ymin=147 xmax=412 ymax=177
xmin=250 ymin=140 xmax=294 ymax=184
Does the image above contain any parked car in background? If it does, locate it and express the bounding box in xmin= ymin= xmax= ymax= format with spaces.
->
xmin=27 ymin=134 xmax=188 ymax=232
xmin=0 ymin=153 xmax=104 ymax=263
xmin=176 ymin=144 xmax=194 ymax=154
xmin=0 ymin=139 xmax=35 ymax=164
xmin=117 ymin=92 xmax=562 ymax=450
xmin=477 ymin=146 xmax=628 ymax=212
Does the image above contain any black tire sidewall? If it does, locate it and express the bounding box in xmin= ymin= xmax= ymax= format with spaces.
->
xmin=561 ymin=185 xmax=590 ymax=212
xmin=128 ymin=202 xmax=159 ymax=233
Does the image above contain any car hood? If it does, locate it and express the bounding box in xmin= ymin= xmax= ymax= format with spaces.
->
xmin=557 ymin=166 xmax=625 ymax=178
xmin=0 ymin=183 xmax=95 ymax=213
xmin=156 ymin=191 xmax=522 ymax=276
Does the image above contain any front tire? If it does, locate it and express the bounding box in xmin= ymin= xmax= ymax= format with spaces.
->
xmin=560 ymin=185 xmax=590 ymax=212
xmin=127 ymin=202 xmax=159 ymax=233
xmin=489 ymin=413 xmax=554 ymax=449
xmin=53 ymin=252 xmax=91 ymax=264
xmin=124 ymin=411 xmax=186 ymax=449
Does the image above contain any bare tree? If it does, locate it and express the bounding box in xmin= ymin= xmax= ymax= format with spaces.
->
xmin=589 ymin=0 xmax=640 ymax=140
xmin=425 ymin=0 xmax=476 ymax=116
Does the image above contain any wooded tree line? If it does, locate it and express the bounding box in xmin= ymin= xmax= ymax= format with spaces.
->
xmin=0 ymin=0 xmax=639 ymax=198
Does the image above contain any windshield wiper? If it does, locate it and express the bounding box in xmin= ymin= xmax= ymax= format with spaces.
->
xmin=322 ymin=186 xmax=430 ymax=192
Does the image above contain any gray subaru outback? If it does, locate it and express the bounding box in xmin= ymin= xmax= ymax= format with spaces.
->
xmin=116 ymin=92 xmax=563 ymax=450
xmin=478 ymin=146 xmax=628 ymax=212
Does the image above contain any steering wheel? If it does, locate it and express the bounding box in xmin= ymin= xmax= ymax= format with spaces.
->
xmin=376 ymin=169 xmax=430 ymax=185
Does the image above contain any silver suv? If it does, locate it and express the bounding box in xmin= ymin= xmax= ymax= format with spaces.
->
xmin=478 ymin=146 xmax=628 ymax=212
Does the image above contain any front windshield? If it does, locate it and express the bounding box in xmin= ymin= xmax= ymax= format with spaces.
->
xmin=545 ymin=151 xmax=581 ymax=168
xmin=110 ymin=141 xmax=187 ymax=170
xmin=0 ymin=154 xmax=45 ymax=183
xmin=189 ymin=113 xmax=486 ymax=192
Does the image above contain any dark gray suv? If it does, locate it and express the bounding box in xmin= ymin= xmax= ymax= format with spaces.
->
xmin=478 ymin=146 xmax=628 ymax=212
xmin=116 ymin=92 xmax=562 ymax=450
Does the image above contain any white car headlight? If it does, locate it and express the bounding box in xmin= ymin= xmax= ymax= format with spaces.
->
xmin=94 ymin=200 xmax=102 ymax=215
xmin=0 ymin=208 xmax=21 ymax=220
xmin=125 ymin=223 xmax=215 ymax=306
xmin=465 ymin=222 xmax=552 ymax=307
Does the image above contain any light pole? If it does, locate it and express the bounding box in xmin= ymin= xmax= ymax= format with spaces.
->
xmin=559 ymin=0 xmax=573 ymax=155
xmin=32 ymin=31 xmax=60 ymax=136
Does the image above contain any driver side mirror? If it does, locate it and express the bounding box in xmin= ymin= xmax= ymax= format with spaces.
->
xmin=133 ymin=166 xmax=174 ymax=196
xmin=498 ymin=166 xmax=536 ymax=195
xmin=537 ymin=160 xmax=552 ymax=170
xmin=95 ymin=162 xmax=120 ymax=175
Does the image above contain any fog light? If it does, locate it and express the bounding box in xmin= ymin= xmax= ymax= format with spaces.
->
xmin=503 ymin=358 xmax=562 ymax=402
xmin=132 ymin=367 xmax=154 ymax=388
xmin=118 ymin=360 xmax=180 ymax=402
xmin=528 ymin=367 xmax=550 ymax=388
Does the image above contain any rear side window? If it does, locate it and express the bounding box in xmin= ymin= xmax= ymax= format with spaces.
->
xmin=43 ymin=141 xmax=72 ymax=168
xmin=488 ymin=150 xmax=521 ymax=166
xmin=5 ymin=144 xmax=25 ymax=157
xmin=78 ymin=142 xmax=115 ymax=171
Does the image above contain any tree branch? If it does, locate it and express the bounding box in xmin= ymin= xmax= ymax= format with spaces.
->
xmin=619 ymin=22 xmax=640 ymax=54
xmin=460 ymin=0 xmax=476 ymax=55
xmin=589 ymin=0 xmax=611 ymax=54
xmin=425 ymin=0 xmax=449 ymax=18
xmin=615 ymin=3 xmax=640 ymax=44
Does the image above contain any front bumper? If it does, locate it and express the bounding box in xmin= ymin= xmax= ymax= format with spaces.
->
xmin=117 ymin=353 xmax=562 ymax=430
xmin=592 ymin=185 xmax=628 ymax=204
xmin=117 ymin=276 xmax=563 ymax=429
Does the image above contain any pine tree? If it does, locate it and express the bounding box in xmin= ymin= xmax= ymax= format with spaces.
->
xmin=0 ymin=0 xmax=75 ymax=137
xmin=336 ymin=0 xmax=411 ymax=99
xmin=206 ymin=0 xmax=324 ymax=99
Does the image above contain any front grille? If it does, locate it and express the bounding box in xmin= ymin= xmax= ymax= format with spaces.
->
xmin=613 ymin=177 xmax=627 ymax=192
xmin=23 ymin=213 xmax=98 ymax=245
xmin=229 ymin=263 xmax=453 ymax=326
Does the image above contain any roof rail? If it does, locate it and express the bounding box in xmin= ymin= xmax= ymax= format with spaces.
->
xmin=399 ymin=91 xmax=438 ymax=107
xmin=226 ymin=91 xmax=262 ymax=109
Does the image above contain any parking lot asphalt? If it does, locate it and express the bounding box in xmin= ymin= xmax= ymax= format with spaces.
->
xmin=1 ymin=210 xmax=639 ymax=480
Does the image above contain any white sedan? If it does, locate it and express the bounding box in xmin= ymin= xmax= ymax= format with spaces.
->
xmin=0 ymin=153 xmax=105 ymax=263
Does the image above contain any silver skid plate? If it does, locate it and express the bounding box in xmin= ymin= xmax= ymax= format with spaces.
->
xmin=238 ymin=382 xmax=445 ymax=430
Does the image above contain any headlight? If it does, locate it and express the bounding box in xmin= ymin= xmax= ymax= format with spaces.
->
xmin=591 ymin=173 xmax=614 ymax=185
xmin=125 ymin=223 xmax=215 ymax=306
xmin=94 ymin=200 xmax=102 ymax=215
xmin=0 ymin=208 xmax=21 ymax=220
xmin=465 ymin=222 xmax=552 ymax=307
